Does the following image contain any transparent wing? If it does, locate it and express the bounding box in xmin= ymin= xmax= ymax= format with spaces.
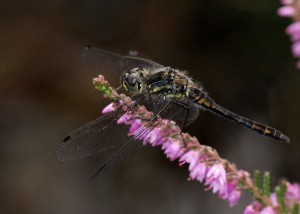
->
xmin=89 ymin=140 xmax=143 ymax=181
xmin=56 ymin=107 xmax=132 ymax=161
xmin=168 ymin=101 xmax=199 ymax=127
xmin=82 ymin=46 xmax=165 ymax=84
xmin=56 ymin=94 xmax=151 ymax=161
xmin=120 ymin=56 xmax=165 ymax=75
xmin=81 ymin=46 xmax=123 ymax=84
xmin=143 ymin=94 xmax=199 ymax=128
xmin=128 ymin=50 xmax=150 ymax=59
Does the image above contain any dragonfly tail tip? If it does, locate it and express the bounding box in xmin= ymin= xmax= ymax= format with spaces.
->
xmin=282 ymin=134 xmax=290 ymax=143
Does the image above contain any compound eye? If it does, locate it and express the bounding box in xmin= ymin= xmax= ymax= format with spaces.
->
xmin=129 ymin=68 xmax=139 ymax=74
xmin=128 ymin=73 xmax=138 ymax=85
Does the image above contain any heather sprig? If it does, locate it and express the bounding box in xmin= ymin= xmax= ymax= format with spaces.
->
xmin=245 ymin=176 xmax=300 ymax=214
xmin=278 ymin=0 xmax=300 ymax=69
xmin=93 ymin=75 xmax=299 ymax=213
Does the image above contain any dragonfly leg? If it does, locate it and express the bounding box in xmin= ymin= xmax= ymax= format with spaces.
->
xmin=112 ymin=85 xmax=122 ymax=91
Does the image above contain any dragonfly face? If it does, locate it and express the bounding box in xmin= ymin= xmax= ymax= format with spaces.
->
xmin=121 ymin=67 xmax=149 ymax=95
xmin=56 ymin=46 xmax=289 ymax=181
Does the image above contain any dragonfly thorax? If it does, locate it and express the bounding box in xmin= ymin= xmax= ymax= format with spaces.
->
xmin=157 ymin=69 xmax=192 ymax=96
xmin=121 ymin=67 xmax=150 ymax=94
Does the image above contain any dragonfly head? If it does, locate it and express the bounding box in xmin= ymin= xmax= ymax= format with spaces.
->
xmin=121 ymin=68 xmax=148 ymax=94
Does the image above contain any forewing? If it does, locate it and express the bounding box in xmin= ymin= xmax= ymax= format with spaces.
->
xmin=128 ymin=50 xmax=150 ymax=59
xmin=89 ymin=141 xmax=143 ymax=181
xmin=56 ymin=108 xmax=131 ymax=161
xmin=120 ymin=56 xmax=165 ymax=75
xmin=81 ymin=46 xmax=123 ymax=84
xmin=82 ymin=46 xmax=166 ymax=85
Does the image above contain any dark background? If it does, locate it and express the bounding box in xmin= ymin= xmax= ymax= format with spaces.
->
xmin=0 ymin=0 xmax=299 ymax=213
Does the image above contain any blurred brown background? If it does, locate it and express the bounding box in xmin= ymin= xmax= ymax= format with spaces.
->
xmin=0 ymin=0 xmax=299 ymax=213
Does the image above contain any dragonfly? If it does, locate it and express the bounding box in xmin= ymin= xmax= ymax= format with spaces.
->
xmin=56 ymin=46 xmax=290 ymax=181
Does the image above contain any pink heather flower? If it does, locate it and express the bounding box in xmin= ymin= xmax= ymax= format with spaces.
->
xmin=102 ymin=103 xmax=117 ymax=114
xmin=117 ymin=112 xmax=132 ymax=125
xmin=277 ymin=6 xmax=295 ymax=17
xmin=244 ymin=201 xmax=276 ymax=214
xmin=260 ymin=206 xmax=276 ymax=214
xmin=278 ymin=0 xmax=300 ymax=69
xmin=125 ymin=118 xmax=152 ymax=141
xmin=134 ymin=126 xmax=152 ymax=142
xmin=292 ymin=41 xmax=300 ymax=57
xmin=270 ymin=193 xmax=278 ymax=206
xmin=205 ymin=164 xmax=227 ymax=195
xmin=220 ymin=182 xmax=241 ymax=207
xmin=128 ymin=119 xmax=143 ymax=135
xmin=251 ymin=183 xmax=300 ymax=212
xmin=162 ymin=138 xmax=183 ymax=161
xmin=243 ymin=205 xmax=258 ymax=214
xmin=144 ymin=127 xmax=164 ymax=146
xmin=281 ymin=0 xmax=294 ymax=4
xmin=93 ymin=74 xmax=105 ymax=83
xmin=286 ymin=22 xmax=300 ymax=35
xmin=286 ymin=22 xmax=300 ymax=42
xmin=179 ymin=150 xmax=200 ymax=170
xmin=291 ymin=32 xmax=300 ymax=42
xmin=190 ymin=162 xmax=207 ymax=182
xmin=243 ymin=202 xmax=262 ymax=214
xmin=286 ymin=182 xmax=300 ymax=202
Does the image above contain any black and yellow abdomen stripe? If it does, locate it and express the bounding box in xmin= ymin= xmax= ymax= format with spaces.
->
xmin=190 ymin=87 xmax=290 ymax=143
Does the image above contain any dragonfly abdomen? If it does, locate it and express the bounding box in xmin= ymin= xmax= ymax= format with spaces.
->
xmin=189 ymin=87 xmax=290 ymax=143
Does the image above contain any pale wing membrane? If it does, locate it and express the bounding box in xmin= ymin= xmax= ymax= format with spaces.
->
xmin=56 ymin=89 xmax=153 ymax=162
xmin=128 ymin=50 xmax=151 ymax=59
xmin=120 ymin=56 xmax=165 ymax=75
xmin=82 ymin=46 xmax=166 ymax=84
xmin=89 ymin=141 xmax=143 ymax=181
xmin=81 ymin=46 xmax=123 ymax=84
xmin=56 ymin=107 xmax=131 ymax=161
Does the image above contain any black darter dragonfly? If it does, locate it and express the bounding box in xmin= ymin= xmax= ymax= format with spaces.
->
xmin=56 ymin=46 xmax=289 ymax=181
